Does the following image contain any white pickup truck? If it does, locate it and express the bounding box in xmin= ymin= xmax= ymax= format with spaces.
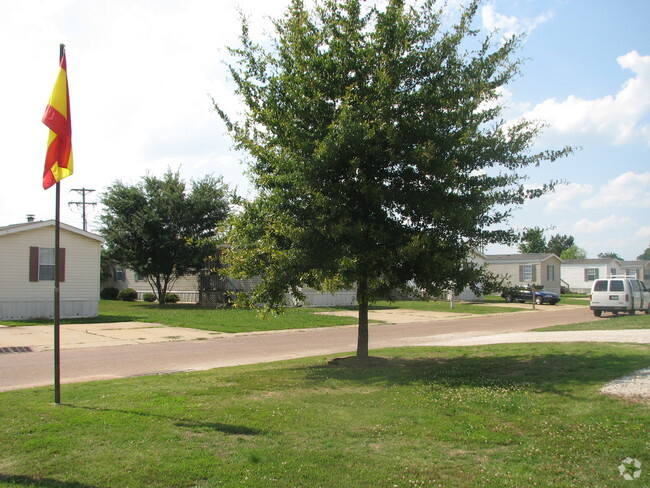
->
xmin=590 ymin=276 xmax=650 ymax=317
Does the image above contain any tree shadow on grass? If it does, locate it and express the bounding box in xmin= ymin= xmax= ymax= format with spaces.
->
xmin=0 ymin=474 xmax=101 ymax=488
xmin=64 ymin=404 xmax=264 ymax=436
xmin=303 ymin=345 xmax=650 ymax=397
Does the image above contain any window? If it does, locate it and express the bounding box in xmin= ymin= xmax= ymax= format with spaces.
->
xmin=610 ymin=268 xmax=617 ymax=277
xmin=29 ymin=247 xmax=65 ymax=282
xmin=610 ymin=280 xmax=624 ymax=292
xmin=584 ymin=268 xmax=599 ymax=281
xmin=135 ymin=272 xmax=146 ymax=282
xmin=546 ymin=265 xmax=555 ymax=282
xmin=519 ymin=264 xmax=536 ymax=282
xmin=39 ymin=248 xmax=56 ymax=281
xmin=645 ymin=269 xmax=650 ymax=281
xmin=114 ymin=266 xmax=125 ymax=281
xmin=593 ymin=280 xmax=608 ymax=292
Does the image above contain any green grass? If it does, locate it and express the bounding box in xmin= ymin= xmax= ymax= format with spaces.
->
xmin=0 ymin=301 xmax=360 ymax=333
xmin=371 ymin=299 xmax=524 ymax=314
xmin=558 ymin=294 xmax=591 ymax=306
xmin=534 ymin=311 xmax=650 ymax=331
xmin=0 ymin=299 xmax=525 ymax=332
xmin=1 ymin=343 xmax=648 ymax=487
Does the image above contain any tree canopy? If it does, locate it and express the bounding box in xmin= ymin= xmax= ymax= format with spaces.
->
xmin=518 ymin=227 xmax=547 ymax=254
xmin=216 ymin=0 xmax=573 ymax=358
xmin=637 ymin=246 xmax=650 ymax=261
xmin=560 ymin=245 xmax=587 ymax=260
xmin=100 ymin=170 xmax=229 ymax=304
xmin=597 ymin=252 xmax=622 ymax=260
xmin=518 ymin=229 xmax=576 ymax=257
xmin=546 ymin=234 xmax=575 ymax=257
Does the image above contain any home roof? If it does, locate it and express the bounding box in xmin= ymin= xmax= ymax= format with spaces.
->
xmin=0 ymin=220 xmax=103 ymax=243
xmin=620 ymin=260 xmax=650 ymax=266
xmin=562 ymin=258 xmax=622 ymax=265
xmin=485 ymin=253 xmax=560 ymax=262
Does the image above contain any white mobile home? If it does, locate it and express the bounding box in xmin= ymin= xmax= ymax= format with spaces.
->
xmin=0 ymin=220 xmax=103 ymax=320
xmin=560 ymin=258 xmax=623 ymax=293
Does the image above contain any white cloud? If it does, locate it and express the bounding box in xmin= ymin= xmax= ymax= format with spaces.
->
xmin=582 ymin=172 xmax=650 ymax=209
xmin=542 ymin=182 xmax=593 ymax=212
xmin=520 ymin=51 xmax=650 ymax=145
xmin=636 ymin=226 xmax=650 ymax=238
xmin=573 ymin=215 xmax=634 ymax=234
xmin=481 ymin=3 xmax=553 ymax=42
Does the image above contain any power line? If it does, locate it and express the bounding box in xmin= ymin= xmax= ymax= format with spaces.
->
xmin=68 ymin=188 xmax=97 ymax=231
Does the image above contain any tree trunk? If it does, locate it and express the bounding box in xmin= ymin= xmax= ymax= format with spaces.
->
xmin=356 ymin=275 xmax=369 ymax=360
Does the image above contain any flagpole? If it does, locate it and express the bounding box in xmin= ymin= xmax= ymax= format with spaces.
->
xmin=54 ymin=181 xmax=61 ymax=404
xmin=53 ymin=43 xmax=65 ymax=405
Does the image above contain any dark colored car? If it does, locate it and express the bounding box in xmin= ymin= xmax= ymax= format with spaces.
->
xmin=501 ymin=287 xmax=561 ymax=305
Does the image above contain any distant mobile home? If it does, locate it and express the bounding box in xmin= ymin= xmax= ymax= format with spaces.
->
xmin=485 ymin=253 xmax=563 ymax=294
xmin=0 ymin=220 xmax=103 ymax=320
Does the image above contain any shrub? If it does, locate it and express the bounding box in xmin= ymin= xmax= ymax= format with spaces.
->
xmin=142 ymin=292 xmax=157 ymax=303
xmin=100 ymin=287 xmax=120 ymax=300
xmin=164 ymin=293 xmax=180 ymax=304
xmin=118 ymin=288 xmax=138 ymax=302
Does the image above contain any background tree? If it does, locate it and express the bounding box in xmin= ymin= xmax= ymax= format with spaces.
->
xmin=560 ymin=245 xmax=587 ymax=260
xmin=216 ymin=0 xmax=572 ymax=359
xmin=518 ymin=227 xmax=547 ymax=254
xmin=101 ymin=170 xmax=229 ymax=304
xmin=597 ymin=252 xmax=622 ymax=260
xmin=546 ymin=234 xmax=574 ymax=257
xmin=637 ymin=245 xmax=650 ymax=260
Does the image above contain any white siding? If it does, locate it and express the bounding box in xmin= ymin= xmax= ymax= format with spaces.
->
xmin=560 ymin=261 xmax=620 ymax=293
xmin=298 ymin=288 xmax=357 ymax=307
xmin=0 ymin=225 xmax=101 ymax=320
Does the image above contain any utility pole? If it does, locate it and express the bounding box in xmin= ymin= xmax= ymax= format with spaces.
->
xmin=68 ymin=188 xmax=97 ymax=231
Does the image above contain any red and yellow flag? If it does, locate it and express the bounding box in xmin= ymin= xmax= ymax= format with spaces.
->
xmin=42 ymin=48 xmax=73 ymax=190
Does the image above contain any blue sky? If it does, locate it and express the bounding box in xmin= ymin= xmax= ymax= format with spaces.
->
xmin=1 ymin=0 xmax=648 ymax=260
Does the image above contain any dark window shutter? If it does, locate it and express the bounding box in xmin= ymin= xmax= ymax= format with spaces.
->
xmin=29 ymin=247 xmax=39 ymax=282
xmin=584 ymin=269 xmax=588 ymax=281
xmin=59 ymin=248 xmax=66 ymax=283
xmin=595 ymin=268 xmax=599 ymax=280
xmin=532 ymin=265 xmax=537 ymax=282
xmin=519 ymin=266 xmax=524 ymax=282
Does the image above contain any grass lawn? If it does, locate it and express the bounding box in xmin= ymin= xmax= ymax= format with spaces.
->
xmin=1 ymin=343 xmax=648 ymax=487
xmin=534 ymin=311 xmax=650 ymax=331
xmin=371 ymin=299 xmax=523 ymax=314
xmin=0 ymin=301 xmax=359 ymax=332
xmin=0 ymin=299 xmax=525 ymax=332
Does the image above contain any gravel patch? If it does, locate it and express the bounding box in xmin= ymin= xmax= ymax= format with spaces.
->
xmin=600 ymin=367 xmax=650 ymax=399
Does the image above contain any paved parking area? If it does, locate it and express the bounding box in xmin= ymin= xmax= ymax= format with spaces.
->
xmin=0 ymin=322 xmax=222 ymax=352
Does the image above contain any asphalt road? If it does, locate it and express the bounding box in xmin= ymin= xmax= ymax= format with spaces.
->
xmin=0 ymin=307 xmax=597 ymax=392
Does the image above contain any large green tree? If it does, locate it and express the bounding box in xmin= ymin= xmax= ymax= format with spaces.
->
xmin=216 ymin=0 xmax=572 ymax=358
xmin=637 ymin=246 xmax=650 ymax=260
xmin=546 ymin=233 xmax=575 ymax=257
xmin=518 ymin=227 xmax=547 ymax=254
xmin=100 ymin=171 xmax=229 ymax=304
xmin=560 ymin=245 xmax=587 ymax=260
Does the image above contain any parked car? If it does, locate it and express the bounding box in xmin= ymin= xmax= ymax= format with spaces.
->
xmin=589 ymin=276 xmax=650 ymax=317
xmin=501 ymin=287 xmax=561 ymax=305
